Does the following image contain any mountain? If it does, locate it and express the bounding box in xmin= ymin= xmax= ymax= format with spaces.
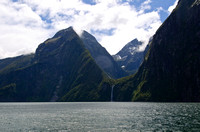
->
xmin=113 ymin=39 xmax=146 ymax=74
xmin=1 ymin=0 xmax=199 ymax=102
xmin=114 ymin=0 xmax=200 ymax=102
xmin=0 ymin=54 xmax=34 ymax=74
xmin=80 ymin=31 xmax=127 ymax=79
xmin=0 ymin=27 xmax=113 ymax=102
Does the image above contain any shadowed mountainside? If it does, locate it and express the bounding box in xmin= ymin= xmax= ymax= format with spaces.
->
xmin=0 ymin=0 xmax=199 ymax=102
xmin=0 ymin=27 xmax=113 ymax=102
xmin=114 ymin=0 xmax=200 ymax=102
xmin=81 ymin=31 xmax=127 ymax=79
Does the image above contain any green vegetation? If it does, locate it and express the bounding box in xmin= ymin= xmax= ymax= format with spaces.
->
xmin=0 ymin=0 xmax=199 ymax=102
xmin=115 ymin=0 xmax=200 ymax=102
xmin=0 ymin=27 xmax=113 ymax=102
xmin=0 ymin=83 xmax=16 ymax=101
xmin=0 ymin=54 xmax=34 ymax=74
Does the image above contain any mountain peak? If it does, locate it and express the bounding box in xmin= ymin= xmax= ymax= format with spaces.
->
xmin=113 ymin=38 xmax=145 ymax=74
xmin=129 ymin=39 xmax=140 ymax=45
xmin=0 ymin=26 xmax=111 ymax=102
xmin=80 ymin=30 xmax=127 ymax=78
xmin=117 ymin=38 xmax=143 ymax=56
xmin=35 ymin=26 xmax=84 ymax=63
xmin=80 ymin=30 xmax=99 ymax=46
xmin=53 ymin=26 xmax=77 ymax=38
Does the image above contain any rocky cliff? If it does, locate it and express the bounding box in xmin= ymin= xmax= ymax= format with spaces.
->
xmin=115 ymin=0 xmax=200 ymax=102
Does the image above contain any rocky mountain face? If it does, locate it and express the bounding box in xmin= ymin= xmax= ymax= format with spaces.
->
xmin=0 ymin=27 xmax=113 ymax=102
xmin=113 ymin=39 xmax=146 ymax=74
xmin=80 ymin=31 xmax=127 ymax=79
xmin=0 ymin=54 xmax=34 ymax=74
xmin=0 ymin=0 xmax=199 ymax=102
xmin=114 ymin=0 xmax=200 ymax=102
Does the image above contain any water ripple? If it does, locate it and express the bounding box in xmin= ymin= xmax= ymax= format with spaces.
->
xmin=0 ymin=102 xmax=200 ymax=131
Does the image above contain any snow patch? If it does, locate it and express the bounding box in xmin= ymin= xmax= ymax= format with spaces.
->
xmin=114 ymin=55 xmax=122 ymax=61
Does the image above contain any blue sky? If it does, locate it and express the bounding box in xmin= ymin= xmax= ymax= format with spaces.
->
xmin=0 ymin=0 xmax=178 ymax=58
xmin=82 ymin=0 xmax=175 ymax=22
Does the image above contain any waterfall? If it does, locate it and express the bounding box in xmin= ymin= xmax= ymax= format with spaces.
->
xmin=111 ymin=85 xmax=115 ymax=102
xmin=50 ymin=76 xmax=63 ymax=102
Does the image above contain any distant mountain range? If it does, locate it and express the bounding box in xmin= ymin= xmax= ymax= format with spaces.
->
xmin=113 ymin=39 xmax=147 ymax=74
xmin=0 ymin=0 xmax=199 ymax=102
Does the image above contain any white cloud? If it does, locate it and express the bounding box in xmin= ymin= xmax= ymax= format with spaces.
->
xmin=0 ymin=0 xmax=174 ymax=59
xmin=168 ymin=0 xmax=178 ymax=13
xmin=0 ymin=0 xmax=54 ymax=59
xmin=139 ymin=0 xmax=152 ymax=13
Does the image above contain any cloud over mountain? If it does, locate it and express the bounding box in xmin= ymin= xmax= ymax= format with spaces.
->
xmin=0 ymin=0 xmax=176 ymax=58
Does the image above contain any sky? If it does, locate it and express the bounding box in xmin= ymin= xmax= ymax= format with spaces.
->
xmin=0 ymin=0 xmax=178 ymax=59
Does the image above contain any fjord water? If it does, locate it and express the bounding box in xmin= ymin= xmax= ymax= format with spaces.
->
xmin=0 ymin=103 xmax=200 ymax=131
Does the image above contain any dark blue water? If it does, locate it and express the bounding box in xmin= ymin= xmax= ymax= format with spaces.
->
xmin=0 ymin=102 xmax=200 ymax=131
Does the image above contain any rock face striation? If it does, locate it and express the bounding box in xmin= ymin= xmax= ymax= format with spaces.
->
xmin=115 ymin=0 xmax=200 ymax=102
xmin=0 ymin=27 xmax=112 ymax=102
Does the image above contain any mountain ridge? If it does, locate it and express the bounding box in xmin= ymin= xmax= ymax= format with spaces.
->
xmin=0 ymin=27 xmax=113 ymax=102
xmin=114 ymin=0 xmax=200 ymax=102
xmin=113 ymin=39 xmax=147 ymax=74
xmin=0 ymin=0 xmax=199 ymax=102
xmin=80 ymin=30 xmax=127 ymax=79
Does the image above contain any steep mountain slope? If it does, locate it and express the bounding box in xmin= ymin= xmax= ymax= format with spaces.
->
xmin=0 ymin=54 xmax=34 ymax=74
xmin=113 ymin=39 xmax=146 ymax=74
xmin=0 ymin=27 xmax=112 ymax=102
xmin=80 ymin=31 xmax=127 ymax=79
xmin=114 ymin=0 xmax=200 ymax=102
